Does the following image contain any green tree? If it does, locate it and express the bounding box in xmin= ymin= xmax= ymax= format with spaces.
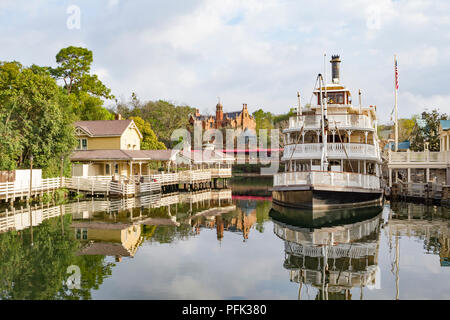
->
xmin=51 ymin=46 xmax=114 ymax=120
xmin=410 ymin=109 xmax=449 ymax=151
xmin=0 ymin=61 xmax=77 ymax=176
xmin=252 ymin=109 xmax=274 ymax=132
xmin=398 ymin=118 xmax=417 ymax=142
xmin=129 ymin=116 xmax=166 ymax=150
xmin=113 ymin=96 xmax=196 ymax=148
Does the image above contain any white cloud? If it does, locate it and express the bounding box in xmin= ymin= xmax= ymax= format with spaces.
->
xmin=1 ymin=0 xmax=449 ymax=122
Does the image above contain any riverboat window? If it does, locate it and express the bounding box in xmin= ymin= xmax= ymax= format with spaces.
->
xmin=327 ymin=92 xmax=344 ymax=104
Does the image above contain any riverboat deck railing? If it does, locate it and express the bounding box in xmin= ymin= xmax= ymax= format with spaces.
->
xmin=273 ymin=171 xmax=381 ymax=190
xmin=283 ymin=143 xmax=379 ymax=160
xmin=287 ymin=114 xmax=375 ymax=132
xmin=288 ymin=267 xmax=378 ymax=288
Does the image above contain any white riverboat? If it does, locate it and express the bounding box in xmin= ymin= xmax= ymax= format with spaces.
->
xmin=272 ymin=55 xmax=383 ymax=211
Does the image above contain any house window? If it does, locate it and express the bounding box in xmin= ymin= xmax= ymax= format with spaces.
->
xmin=77 ymin=138 xmax=88 ymax=150
xmin=105 ymin=164 xmax=111 ymax=175
xmin=114 ymin=164 xmax=119 ymax=174
xmin=76 ymin=228 xmax=88 ymax=240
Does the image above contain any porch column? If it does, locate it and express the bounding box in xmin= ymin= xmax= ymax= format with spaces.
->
xmin=363 ymin=160 xmax=366 ymax=174
xmin=407 ymin=168 xmax=411 ymax=183
xmin=129 ymin=161 xmax=132 ymax=177
xmin=426 ymin=168 xmax=430 ymax=182
xmin=139 ymin=162 xmax=142 ymax=176
xmin=389 ymin=168 xmax=392 ymax=187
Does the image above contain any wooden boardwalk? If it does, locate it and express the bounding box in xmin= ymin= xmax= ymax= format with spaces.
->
xmin=0 ymin=168 xmax=232 ymax=203
xmin=388 ymin=181 xmax=450 ymax=206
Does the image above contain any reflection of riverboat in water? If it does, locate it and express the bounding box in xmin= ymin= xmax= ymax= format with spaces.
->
xmin=272 ymin=55 xmax=383 ymax=211
xmin=270 ymin=205 xmax=382 ymax=300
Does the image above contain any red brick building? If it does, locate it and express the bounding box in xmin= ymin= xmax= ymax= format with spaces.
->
xmin=189 ymin=101 xmax=256 ymax=131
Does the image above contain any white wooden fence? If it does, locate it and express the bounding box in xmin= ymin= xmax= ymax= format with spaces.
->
xmin=1 ymin=168 xmax=228 ymax=202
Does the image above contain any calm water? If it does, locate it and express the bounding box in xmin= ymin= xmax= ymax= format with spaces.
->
xmin=0 ymin=187 xmax=448 ymax=300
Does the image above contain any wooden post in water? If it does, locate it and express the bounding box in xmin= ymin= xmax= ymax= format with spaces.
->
xmin=60 ymin=156 xmax=64 ymax=189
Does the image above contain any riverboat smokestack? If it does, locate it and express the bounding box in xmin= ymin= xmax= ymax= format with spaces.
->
xmin=330 ymin=55 xmax=341 ymax=84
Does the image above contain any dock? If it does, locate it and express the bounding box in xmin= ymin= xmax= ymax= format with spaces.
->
xmin=388 ymin=181 xmax=450 ymax=206
xmin=0 ymin=168 xmax=231 ymax=203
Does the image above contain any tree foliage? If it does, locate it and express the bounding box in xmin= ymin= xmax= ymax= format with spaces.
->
xmin=410 ymin=109 xmax=449 ymax=151
xmin=51 ymin=46 xmax=114 ymax=121
xmin=129 ymin=116 xmax=166 ymax=150
xmin=114 ymin=94 xmax=195 ymax=148
xmin=0 ymin=46 xmax=118 ymax=175
xmin=0 ymin=61 xmax=77 ymax=176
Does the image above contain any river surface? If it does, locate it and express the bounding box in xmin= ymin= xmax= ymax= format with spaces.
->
xmin=0 ymin=182 xmax=448 ymax=300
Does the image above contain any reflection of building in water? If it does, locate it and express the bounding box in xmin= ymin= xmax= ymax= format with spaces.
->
xmin=388 ymin=203 xmax=449 ymax=267
xmin=272 ymin=207 xmax=382 ymax=300
xmin=189 ymin=199 xmax=258 ymax=241
xmin=72 ymin=222 xmax=142 ymax=261
xmin=0 ymin=189 xmax=237 ymax=261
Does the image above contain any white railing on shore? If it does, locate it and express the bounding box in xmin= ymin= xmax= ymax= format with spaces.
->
xmin=287 ymin=114 xmax=374 ymax=131
xmin=0 ymin=168 xmax=228 ymax=201
xmin=179 ymin=169 xmax=212 ymax=184
xmin=0 ymin=178 xmax=63 ymax=202
xmin=389 ymin=150 xmax=449 ymax=164
xmin=273 ymin=171 xmax=381 ymax=190
xmin=210 ymin=167 xmax=232 ymax=178
xmin=283 ymin=143 xmax=379 ymax=160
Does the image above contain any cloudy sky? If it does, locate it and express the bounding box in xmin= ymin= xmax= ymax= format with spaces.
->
xmin=1 ymin=0 xmax=449 ymax=122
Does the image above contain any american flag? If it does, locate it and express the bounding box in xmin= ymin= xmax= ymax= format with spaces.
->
xmin=395 ymin=58 xmax=399 ymax=90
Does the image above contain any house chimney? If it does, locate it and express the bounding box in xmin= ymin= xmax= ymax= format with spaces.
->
xmin=115 ymin=113 xmax=122 ymax=120
xmin=243 ymin=103 xmax=247 ymax=109
xmin=330 ymin=55 xmax=341 ymax=84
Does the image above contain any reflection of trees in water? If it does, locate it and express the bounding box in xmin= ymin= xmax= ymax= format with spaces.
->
xmin=0 ymin=215 xmax=114 ymax=300
xmin=145 ymin=224 xmax=196 ymax=244
xmin=388 ymin=202 xmax=449 ymax=267
xmin=255 ymin=201 xmax=271 ymax=233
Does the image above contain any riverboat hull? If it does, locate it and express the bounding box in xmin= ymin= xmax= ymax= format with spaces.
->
xmin=272 ymin=185 xmax=383 ymax=211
